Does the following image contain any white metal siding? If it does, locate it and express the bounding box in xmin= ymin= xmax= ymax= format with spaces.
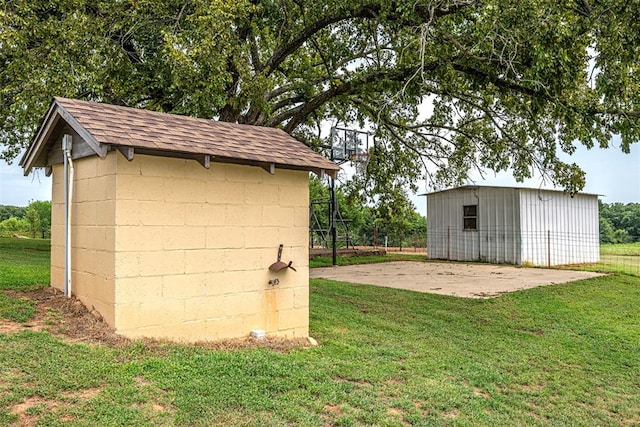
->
xmin=477 ymin=187 xmax=521 ymax=264
xmin=519 ymin=189 xmax=599 ymax=266
xmin=427 ymin=187 xmax=520 ymax=263
xmin=428 ymin=186 xmax=599 ymax=266
xmin=427 ymin=189 xmax=479 ymax=260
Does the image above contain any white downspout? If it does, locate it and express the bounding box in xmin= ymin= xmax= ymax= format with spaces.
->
xmin=63 ymin=134 xmax=74 ymax=297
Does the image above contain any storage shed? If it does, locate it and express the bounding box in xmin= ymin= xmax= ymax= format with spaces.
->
xmin=426 ymin=186 xmax=599 ymax=266
xmin=20 ymin=97 xmax=339 ymax=342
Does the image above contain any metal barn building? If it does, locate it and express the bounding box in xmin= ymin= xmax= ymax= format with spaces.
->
xmin=426 ymin=186 xmax=599 ymax=266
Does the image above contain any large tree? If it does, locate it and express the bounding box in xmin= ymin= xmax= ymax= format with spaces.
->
xmin=1 ymin=0 xmax=638 ymax=196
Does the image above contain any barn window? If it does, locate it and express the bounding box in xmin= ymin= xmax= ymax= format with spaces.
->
xmin=463 ymin=205 xmax=477 ymax=230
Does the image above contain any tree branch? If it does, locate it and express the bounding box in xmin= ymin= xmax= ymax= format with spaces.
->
xmin=262 ymin=1 xmax=478 ymax=77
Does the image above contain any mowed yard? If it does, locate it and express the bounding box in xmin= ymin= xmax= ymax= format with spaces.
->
xmin=1 ymin=239 xmax=639 ymax=426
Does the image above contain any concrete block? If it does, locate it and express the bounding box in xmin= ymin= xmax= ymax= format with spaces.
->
xmin=51 ymin=223 xmax=63 ymax=242
xmin=275 ymin=226 xmax=308 ymax=248
xmin=114 ymin=302 xmax=141 ymax=331
xmin=137 ymin=299 xmax=185 ymax=328
xmin=293 ymin=206 xmax=309 ymax=228
xmin=95 ymin=200 xmax=116 ymax=226
xmin=293 ymin=286 xmax=310 ymax=309
xmin=207 ymin=181 xmax=245 ymax=205
xmin=276 ymin=287 xmax=296 ymax=310
xmin=185 ymin=203 xmax=226 ymax=226
xmin=224 ymin=205 xmax=248 ymax=227
xmin=139 ymin=250 xmax=185 ymax=277
xmin=162 ymin=273 xmax=209 ymax=299
xmin=162 ymin=320 xmax=209 ymax=342
xmin=206 ymin=316 xmax=246 ymax=340
xmin=202 ymin=271 xmax=247 ymax=295
xmin=74 ymin=201 xmax=97 ymax=226
xmin=73 ymin=156 xmax=98 ymax=177
xmin=225 ymin=164 xmax=263 ymax=183
xmin=245 ymin=183 xmax=279 ymax=206
xmin=224 ymin=248 xmax=266 ymax=271
xmin=140 ymin=155 xmax=185 ymax=178
xmin=223 ymin=291 xmax=262 ymax=317
xmin=262 ymin=206 xmax=293 ymax=227
xmin=116 ymin=225 xmax=164 ymax=252
xmin=183 ymin=295 xmax=226 ymax=321
xmin=243 ymin=226 xmax=279 ymax=249
xmin=163 ymin=226 xmax=206 ymax=250
xmin=164 ymin=178 xmax=207 ymax=203
xmin=114 ymin=252 xmax=139 ymax=278
xmin=85 ymin=176 xmax=109 ymax=202
xmin=50 ymin=244 xmax=65 ymax=269
xmin=138 ymin=201 xmax=185 ymax=226
xmin=278 ymin=307 xmax=308 ymax=333
xmin=278 ymin=184 xmax=309 ymax=207
xmin=115 ymin=152 xmax=142 ymax=175
xmin=117 ymin=175 xmax=165 ymax=201
xmin=184 ymin=160 xmax=216 ymax=180
xmin=51 ymin=266 xmax=64 ymax=291
xmin=115 ymin=200 xmax=140 ymax=226
xmin=92 ymin=250 xmax=115 ymax=278
xmin=184 ymin=249 xmax=225 ymax=274
xmin=74 ymin=178 xmax=90 ymax=202
xmin=116 ymin=276 xmax=163 ymax=304
xmin=205 ymin=226 xmax=244 ymax=249
xmin=263 ymin=169 xmax=307 ymax=186
xmin=97 ymin=151 xmax=117 ymax=177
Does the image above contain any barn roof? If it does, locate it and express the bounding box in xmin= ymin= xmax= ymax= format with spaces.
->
xmin=420 ymin=185 xmax=601 ymax=197
xmin=20 ymin=97 xmax=340 ymax=178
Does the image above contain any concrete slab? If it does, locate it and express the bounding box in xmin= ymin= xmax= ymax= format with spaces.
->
xmin=310 ymin=261 xmax=604 ymax=298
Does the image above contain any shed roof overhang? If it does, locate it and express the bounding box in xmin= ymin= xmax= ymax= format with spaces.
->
xmin=20 ymin=98 xmax=340 ymax=179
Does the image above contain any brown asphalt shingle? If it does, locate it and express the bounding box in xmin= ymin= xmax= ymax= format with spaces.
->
xmin=54 ymin=97 xmax=339 ymax=172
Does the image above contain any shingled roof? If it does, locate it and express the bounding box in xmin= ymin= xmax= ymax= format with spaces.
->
xmin=20 ymin=97 xmax=340 ymax=178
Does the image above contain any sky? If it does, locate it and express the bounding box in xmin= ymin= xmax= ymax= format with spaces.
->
xmin=1 ymin=139 xmax=638 ymax=213
xmin=409 ymin=140 xmax=639 ymax=216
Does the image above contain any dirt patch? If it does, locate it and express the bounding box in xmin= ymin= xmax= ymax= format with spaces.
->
xmin=9 ymin=388 xmax=104 ymax=426
xmin=473 ymin=387 xmax=490 ymax=398
xmin=311 ymin=261 xmax=604 ymax=298
xmin=1 ymin=287 xmax=128 ymax=346
xmin=0 ymin=288 xmax=312 ymax=352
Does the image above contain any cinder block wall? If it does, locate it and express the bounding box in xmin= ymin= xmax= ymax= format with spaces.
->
xmin=51 ymin=154 xmax=117 ymax=324
xmin=112 ymin=154 xmax=310 ymax=341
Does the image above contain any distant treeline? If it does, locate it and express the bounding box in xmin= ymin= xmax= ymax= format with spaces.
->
xmin=0 ymin=199 xmax=637 ymax=244
xmin=599 ymin=201 xmax=640 ymax=243
xmin=0 ymin=201 xmax=51 ymax=238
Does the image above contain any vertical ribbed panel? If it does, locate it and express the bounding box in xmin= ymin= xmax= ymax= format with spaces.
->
xmin=428 ymin=186 xmax=598 ymax=266
xmin=519 ymin=189 xmax=599 ymax=266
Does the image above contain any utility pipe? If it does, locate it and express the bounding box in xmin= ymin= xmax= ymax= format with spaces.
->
xmin=62 ymin=134 xmax=73 ymax=297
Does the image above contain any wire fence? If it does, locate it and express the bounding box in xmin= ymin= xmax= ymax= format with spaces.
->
xmin=425 ymin=226 xmax=639 ymax=275
xmin=331 ymin=227 xmax=639 ymax=276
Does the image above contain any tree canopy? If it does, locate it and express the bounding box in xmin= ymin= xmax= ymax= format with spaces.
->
xmin=599 ymin=201 xmax=640 ymax=243
xmin=1 ymin=0 xmax=638 ymax=197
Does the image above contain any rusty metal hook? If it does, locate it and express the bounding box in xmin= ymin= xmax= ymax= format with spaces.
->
xmin=269 ymin=244 xmax=296 ymax=272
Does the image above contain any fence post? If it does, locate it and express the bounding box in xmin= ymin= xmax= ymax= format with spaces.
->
xmin=547 ymin=229 xmax=551 ymax=267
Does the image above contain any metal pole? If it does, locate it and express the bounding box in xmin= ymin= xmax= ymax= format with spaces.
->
xmin=547 ymin=229 xmax=551 ymax=267
xmin=329 ymin=147 xmax=338 ymax=266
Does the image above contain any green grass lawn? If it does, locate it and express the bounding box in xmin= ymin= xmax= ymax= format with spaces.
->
xmin=601 ymin=242 xmax=640 ymax=256
xmin=567 ymin=242 xmax=640 ymax=276
xmin=1 ymin=240 xmax=639 ymax=425
xmin=310 ymin=252 xmax=426 ymax=268
xmin=0 ymin=238 xmax=50 ymax=290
